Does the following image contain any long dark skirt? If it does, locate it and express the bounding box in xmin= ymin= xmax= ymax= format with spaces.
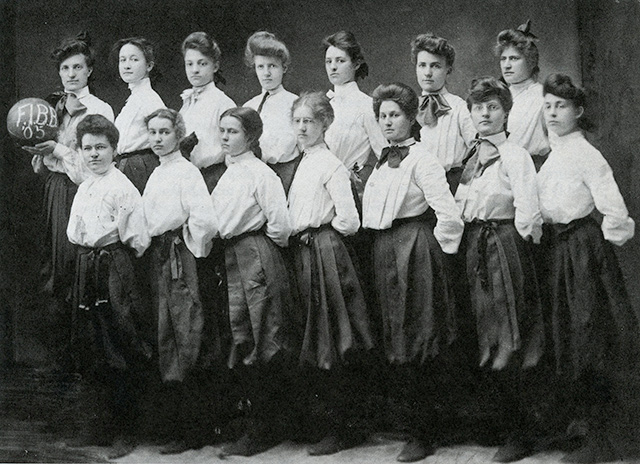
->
xmin=224 ymin=232 xmax=297 ymax=368
xmin=149 ymin=230 xmax=204 ymax=382
xmin=541 ymin=216 xmax=639 ymax=380
xmin=292 ymin=226 xmax=374 ymax=369
xmin=43 ymin=171 xmax=77 ymax=298
xmin=373 ymin=218 xmax=455 ymax=365
xmin=71 ymin=243 xmax=152 ymax=376
xmin=116 ymin=149 xmax=159 ymax=194
xmin=464 ymin=220 xmax=544 ymax=371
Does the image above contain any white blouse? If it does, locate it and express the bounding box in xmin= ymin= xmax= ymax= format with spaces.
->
xmin=419 ymin=89 xmax=476 ymax=171
xmin=363 ymin=138 xmax=464 ymax=254
xmin=537 ymin=131 xmax=634 ymax=246
xmin=455 ymin=132 xmax=543 ymax=243
xmin=507 ymin=79 xmax=549 ymax=157
xmin=325 ymin=81 xmax=386 ymax=171
xmin=243 ymin=85 xmax=298 ymax=164
xmin=179 ymin=81 xmax=236 ymax=169
xmin=67 ymin=165 xmax=149 ymax=257
xmin=142 ymin=151 xmax=217 ymax=257
xmin=212 ymin=152 xmax=291 ymax=247
xmin=114 ymin=77 xmax=165 ymax=154
xmin=288 ymin=143 xmax=360 ymax=236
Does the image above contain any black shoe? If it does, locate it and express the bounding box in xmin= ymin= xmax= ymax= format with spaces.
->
xmin=108 ymin=436 xmax=136 ymax=459
xmin=493 ymin=438 xmax=534 ymax=462
xmin=397 ymin=437 xmax=434 ymax=462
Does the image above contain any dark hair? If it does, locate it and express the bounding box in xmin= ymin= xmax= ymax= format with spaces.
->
xmin=410 ymin=33 xmax=455 ymax=67
xmin=322 ymin=31 xmax=369 ymax=80
xmin=51 ymin=31 xmax=95 ymax=69
xmin=244 ymin=31 xmax=291 ymax=70
xmin=112 ymin=36 xmax=161 ymax=82
xmin=145 ymin=108 xmax=187 ymax=140
xmin=372 ymin=83 xmax=421 ymax=140
xmin=76 ymin=114 xmax=119 ymax=149
xmin=181 ymin=32 xmax=226 ymax=85
xmin=291 ymin=92 xmax=334 ymax=130
xmin=543 ymin=73 xmax=594 ymax=131
xmin=220 ymin=107 xmax=263 ymax=159
xmin=466 ymin=76 xmax=513 ymax=113
xmin=496 ymin=20 xmax=540 ymax=79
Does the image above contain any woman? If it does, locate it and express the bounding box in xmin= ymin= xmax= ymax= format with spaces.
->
xmin=538 ymin=74 xmax=637 ymax=463
xmin=289 ymin=92 xmax=375 ymax=456
xmin=112 ymin=36 xmax=165 ymax=194
xmin=362 ymin=83 xmax=464 ymax=462
xmin=212 ymin=107 xmax=297 ymax=457
xmin=179 ymin=31 xmax=235 ymax=193
xmin=24 ymin=33 xmax=114 ymax=370
xmin=496 ymin=20 xmax=549 ymax=164
xmin=455 ymin=77 xmax=545 ymax=462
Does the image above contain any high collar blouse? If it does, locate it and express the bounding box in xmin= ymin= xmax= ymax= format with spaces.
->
xmin=537 ymin=131 xmax=634 ymax=246
xmin=115 ymin=77 xmax=165 ymax=154
xmin=455 ymin=131 xmax=542 ymax=243
xmin=324 ymin=81 xmax=386 ymax=171
xmin=142 ymin=151 xmax=217 ymax=257
xmin=363 ymin=137 xmax=464 ymax=254
xmin=212 ymin=151 xmax=292 ymax=247
xmin=287 ymin=143 xmax=360 ymax=236
xmin=506 ymin=79 xmax=549 ymax=157
xmin=243 ymin=85 xmax=298 ymax=164
xmin=67 ymin=165 xmax=150 ymax=257
xmin=179 ymin=81 xmax=236 ymax=169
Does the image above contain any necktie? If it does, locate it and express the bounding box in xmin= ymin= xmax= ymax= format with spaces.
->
xmin=55 ymin=92 xmax=86 ymax=121
xmin=417 ymin=93 xmax=451 ymax=127
xmin=459 ymin=138 xmax=500 ymax=184
xmin=256 ymin=91 xmax=270 ymax=114
xmin=377 ymin=145 xmax=410 ymax=169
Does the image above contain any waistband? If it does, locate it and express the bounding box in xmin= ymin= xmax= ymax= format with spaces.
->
xmin=543 ymin=215 xmax=594 ymax=237
xmin=291 ymin=223 xmax=334 ymax=246
xmin=392 ymin=209 xmax=435 ymax=229
xmin=77 ymin=241 xmax=125 ymax=255
xmin=222 ymin=228 xmax=265 ymax=247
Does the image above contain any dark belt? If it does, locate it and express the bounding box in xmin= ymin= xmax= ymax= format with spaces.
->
xmin=152 ymin=228 xmax=185 ymax=280
xmin=467 ymin=219 xmax=514 ymax=289
xmin=76 ymin=242 xmax=125 ymax=310
xmin=290 ymin=223 xmax=334 ymax=246
xmin=115 ymin=147 xmax=155 ymax=163
xmin=222 ymin=227 xmax=265 ymax=247
xmin=391 ymin=209 xmax=436 ymax=229
xmin=544 ymin=216 xmax=594 ymax=239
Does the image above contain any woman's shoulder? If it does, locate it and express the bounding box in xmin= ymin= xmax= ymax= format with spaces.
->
xmin=85 ymin=94 xmax=114 ymax=117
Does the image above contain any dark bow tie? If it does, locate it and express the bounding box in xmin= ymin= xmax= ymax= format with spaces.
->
xmin=459 ymin=138 xmax=500 ymax=184
xmin=417 ymin=93 xmax=451 ymax=128
xmin=377 ymin=145 xmax=410 ymax=169
xmin=55 ymin=92 xmax=87 ymax=120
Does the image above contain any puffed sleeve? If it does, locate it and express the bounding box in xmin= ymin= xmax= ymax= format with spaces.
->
xmin=414 ymin=156 xmax=464 ymax=254
xmin=182 ymin=169 xmax=217 ymax=257
xmin=501 ymin=147 xmax=543 ymax=243
xmin=325 ymin=163 xmax=360 ymax=236
xmin=362 ymin=103 xmax=387 ymax=158
xmin=458 ymin=105 xmax=477 ymax=147
xmin=255 ymin=170 xmax=292 ymax=247
xmin=583 ymin=152 xmax=635 ymax=246
xmin=51 ymin=144 xmax=91 ymax=185
xmin=117 ymin=185 xmax=151 ymax=257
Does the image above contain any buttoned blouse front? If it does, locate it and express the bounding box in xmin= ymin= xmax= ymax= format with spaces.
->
xmin=212 ymin=151 xmax=292 ymax=247
xmin=142 ymin=151 xmax=217 ymax=257
xmin=67 ymin=165 xmax=150 ymax=257
xmin=243 ymin=85 xmax=298 ymax=164
xmin=324 ymin=81 xmax=386 ymax=171
xmin=363 ymin=139 xmax=464 ymax=254
xmin=537 ymin=131 xmax=635 ymax=246
xmin=179 ymin=81 xmax=236 ymax=169
xmin=419 ymin=89 xmax=476 ymax=171
xmin=115 ymin=77 xmax=165 ymax=154
xmin=287 ymin=143 xmax=360 ymax=236
xmin=507 ymin=79 xmax=549 ymax=157
xmin=455 ymin=132 xmax=542 ymax=243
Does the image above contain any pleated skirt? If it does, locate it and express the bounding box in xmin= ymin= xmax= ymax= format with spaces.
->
xmin=293 ymin=226 xmax=374 ymax=370
xmin=373 ymin=218 xmax=456 ymax=366
xmin=541 ymin=216 xmax=639 ymax=380
xmin=464 ymin=220 xmax=544 ymax=371
xmin=224 ymin=232 xmax=298 ymax=368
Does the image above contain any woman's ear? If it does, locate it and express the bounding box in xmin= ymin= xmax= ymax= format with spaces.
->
xmin=576 ymin=105 xmax=584 ymax=119
xmin=212 ymin=61 xmax=220 ymax=73
xmin=147 ymin=60 xmax=155 ymax=73
xmin=87 ymin=67 xmax=93 ymax=77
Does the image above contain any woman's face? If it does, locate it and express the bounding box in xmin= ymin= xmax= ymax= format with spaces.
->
xmin=415 ymin=51 xmax=449 ymax=93
xmin=219 ymin=116 xmax=250 ymax=157
xmin=81 ymin=133 xmax=114 ymax=176
xmin=325 ymin=46 xmax=357 ymax=86
xmin=500 ymin=45 xmax=533 ymax=85
xmin=470 ymin=97 xmax=508 ymax=137
xmin=59 ymin=53 xmax=92 ymax=92
xmin=254 ymin=55 xmax=285 ymax=92
xmin=184 ymin=48 xmax=218 ymax=88
xmin=147 ymin=117 xmax=179 ymax=157
xmin=119 ymin=43 xmax=152 ymax=84
xmin=292 ymin=104 xmax=325 ymax=150
xmin=543 ymin=93 xmax=583 ymax=137
xmin=378 ymin=100 xmax=412 ymax=143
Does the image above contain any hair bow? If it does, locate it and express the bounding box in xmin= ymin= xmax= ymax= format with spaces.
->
xmin=516 ymin=20 xmax=537 ymax=39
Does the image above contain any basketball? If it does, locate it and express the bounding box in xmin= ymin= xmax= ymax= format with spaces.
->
xmin=7 ymin=98 xmax=58 ymax=146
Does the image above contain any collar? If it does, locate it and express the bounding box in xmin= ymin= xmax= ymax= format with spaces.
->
xmin=158 ymin=150 xmax=182 ymax=164
xmin=479 ymin=131 xmax=507 ymax=146
xmin=549 ymin=129 xmax=583 ymax=150
xmin=181 ymin=81 xmax=216 ymax=100
xmin=509 ymin=78 xmax=536 ymax=97
xmin=327 ymin=81 xmax=359 ymax=99
xmin=64 ymin=86 xmax=90 ymax=99
xmin=421 ymin=87 xmax=449 ymax=97
xmin=227 ymin=151 xmax=256 ymax=165
xmin=301 ymin=142 xmax=327 ymax=156
xmin=261 ymin=84 xmax=284 ymax=96
xmin=387 ymin=137 xmax=416 ymax=148
xmin=128 ymin=76 xmax=152 ymax=93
